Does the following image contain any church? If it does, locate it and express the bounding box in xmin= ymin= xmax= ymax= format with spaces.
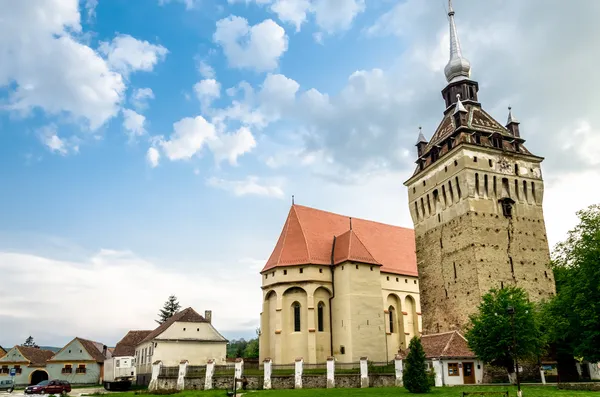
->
xmin=259 ymin=0 xmax=555 ymax=365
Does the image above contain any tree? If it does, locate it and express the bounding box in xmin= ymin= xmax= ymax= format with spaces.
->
xmin=156 ymin=295 xmax=181 ymax=325
xmin=465 ymin=286 xmax=544 ymax=381
xmin=403 ymin=336 xmax=430 ymax=393
xmin=22 ymin=336 xmax=37 ymax=347
xmin=545 ymin=204 xmax=600 ymax=362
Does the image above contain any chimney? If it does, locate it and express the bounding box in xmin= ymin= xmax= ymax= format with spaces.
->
xmin=205 ymin=310 xmax=212 ymax=324
xmin=102 ymin=345 xmax=107 ymax=357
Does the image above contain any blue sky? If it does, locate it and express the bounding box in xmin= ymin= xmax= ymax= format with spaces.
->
xmin=1 ymin=0 xmax=600 ymax=348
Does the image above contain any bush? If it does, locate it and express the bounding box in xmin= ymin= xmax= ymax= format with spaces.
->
xmin=403 ymin=337 xmax=431 ymax=393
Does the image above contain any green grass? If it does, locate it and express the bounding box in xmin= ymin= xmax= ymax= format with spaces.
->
xmin=100 ymin=386 xmax=600 ymax=397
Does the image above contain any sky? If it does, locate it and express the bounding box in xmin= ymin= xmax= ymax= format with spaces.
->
xmin=1 ymin=0 xmax=599 ymax=348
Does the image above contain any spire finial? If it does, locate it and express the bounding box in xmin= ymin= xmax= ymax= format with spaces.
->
xmin=292 ymin=195 xmax=295 ymax=205
xmin=507 ymin=106 xmax=519 ymax=125
xmin=444 ymin=0 xmax=471 ymax=83
xmin=454 ymin=94 xmax=467 ymax=114
xmin=349 ymin=217 xmax=352 ymax=230
xmin=416 ymin=126 xmax=427 ymax=145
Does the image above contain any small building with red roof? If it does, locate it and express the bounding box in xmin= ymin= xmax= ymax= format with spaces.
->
xmin=259 ymin=204 xmax=421 ymax=364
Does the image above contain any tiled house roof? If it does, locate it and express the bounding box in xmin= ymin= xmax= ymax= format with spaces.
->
xmin=113 ymin=331 xmax=152 ymax=357
xmin=16 ymin=346 xmax=55 ymax=366
xmin=420 ymin=331 xmax=476 ymax=359
xmin=48 ymin=338 xmax=110 ymax=364
xmin=263 ymin=204 xmax=417 ymax=276
xmin=0 ymin=346 xmax=6 ymax=359
xmin=139 ymin=307 xmax=209 ymax=345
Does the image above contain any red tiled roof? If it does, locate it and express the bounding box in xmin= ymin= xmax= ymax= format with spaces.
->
xmin=112 ymin=331 xmax=152 ymax=357
xmin=16 ymin=346 xmax=55 ymax=366
xmin=0 ymin=346 xmax=6 ymax=359
xmin=420 ymin=331 xmax=476 ymax=359
xmin=77 ymin=338 xmax=109 ymax=363
xmin=139 ymin=307 xmax=207 ymax=345
xmin=263 ymin=205 xmax=417 ymax=276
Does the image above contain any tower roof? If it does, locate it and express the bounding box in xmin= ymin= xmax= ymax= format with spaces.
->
xmin=444 ymin=0 xmax=471 ymax=83
xmin=263 ymin=204 xmax=417 ymax=276
xmin=416 ymin=126 xmax=428 ymax=145
xmin=507 ymin=106 xmax=519 ymax=125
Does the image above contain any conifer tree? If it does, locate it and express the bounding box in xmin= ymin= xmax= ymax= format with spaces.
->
xmin=403 ymin=336 xmax=430 ymax=393
xmin=22 ymin=336 xmax=37 ymax=347
xmin=156 ymin=295 xmax=181 ymax=324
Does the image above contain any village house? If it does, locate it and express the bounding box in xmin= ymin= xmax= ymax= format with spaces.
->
xmin=134 ymin=307 xmax=227 ymax=385
xmin=46 ymin=337 xmax=111 ymax=385
xmin=0 ymin=346 xmax=55 ymax=386
xmin=419 ymin=331 xmax=484 ymax=386
xmin=260 ymin=204 xmax=421 ymax=364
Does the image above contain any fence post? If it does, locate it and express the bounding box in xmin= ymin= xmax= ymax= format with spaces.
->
xmin=360 ymin=357 xmax=369 ymax=388
xmin=235 ymin=358 xmax=244 ymax=390
xmin=177 ymin=360 xmax=188 ymax=391
xmin=326 ymin=356 xmax=335 ymax=389
xmin=394 ymin=354 xmax=403 ymax=387
xmin=149 ymin=360 xmax=162 ymax=391
xmin=205 ymin=359 xmax=215 ymax=390
xmin=263 ymin=358 xmax=272 ymax=390
xmin=294 ymin=358 xmax=303 ymax=389
xmin=540 ymin=365 xmax=546 ymax=385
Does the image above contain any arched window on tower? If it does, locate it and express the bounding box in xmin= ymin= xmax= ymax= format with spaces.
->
xmin=317 ymin=302 xmax=325 ymax=332
xmin=388 ymin=306 xmax=395 ymax=333
xmin=293 ymin=302 xmax=301 ymax=332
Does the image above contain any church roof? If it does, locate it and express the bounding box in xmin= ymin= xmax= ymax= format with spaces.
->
xmin=420 ymin=331 xmax=476 ymax=359
xmin=263 ymin=204 xmax=417 ymax=276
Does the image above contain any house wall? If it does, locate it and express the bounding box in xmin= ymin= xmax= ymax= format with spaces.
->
xmin=406 ymin=146 xmax=556 ymax=334
xmin=437 ymin=359 xmax=484 ymax=385
xmin=259 ymin=264 xmax=422 ymax=364
xmin=153 ymin=341 xmax=226 ymax=366
xmin=159 ymin=321 xmax=225 ymax=341
xmin=0 ymin=348 xmax=43 ymax=386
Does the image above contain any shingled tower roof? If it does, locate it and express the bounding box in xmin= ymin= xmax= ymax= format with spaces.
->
xmin=263 ymin=204 xmax=417 ymax=276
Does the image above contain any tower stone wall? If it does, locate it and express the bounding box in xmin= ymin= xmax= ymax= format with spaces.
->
xmin=406 ymin=146 xmax=556 ymax=334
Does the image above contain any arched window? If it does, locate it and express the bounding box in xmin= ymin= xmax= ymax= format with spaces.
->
xmin=388 ymin=306 xmax=395 ymax=333
xmin=293 ymin=302 xmax=301 ymax=332
xmin=317 ymin=302 xmax=325 ymax=332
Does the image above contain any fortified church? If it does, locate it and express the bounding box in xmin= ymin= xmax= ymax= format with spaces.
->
xmin=259 ymin=1 xmax=556 ymax=365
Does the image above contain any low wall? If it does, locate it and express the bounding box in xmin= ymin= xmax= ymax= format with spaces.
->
xmin=558 ymin=382 xmax=600 ymax=391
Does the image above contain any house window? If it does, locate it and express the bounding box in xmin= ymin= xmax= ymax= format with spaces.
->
xmin=299 ymin=268 xmax=303 ymax=274
xmin=293 ymin=302 xmax=301 ymax=332
xmin=1 ymin=366 xmax=8 ymax=374
xmin=62 ymin=365 xmax=72 ymax=374
xmin=448 ymin=363 xmax=460 ymax=376
xmin=116 ymin=360 xmax=120 ymax=368
xmin=340 ymin=346 xmax=346 ymax=355
xmin=317 ymin=302 xmax=325 ymax=332
xmin=284 ymin=270 xmax=287 ymax=275
xmin=14 ymin=365 xmax=21 ymax=375
xmin=76 ymin=364 xmax=86 ymax=374
xmin=388 ymin=307 xmax=395 ymax=333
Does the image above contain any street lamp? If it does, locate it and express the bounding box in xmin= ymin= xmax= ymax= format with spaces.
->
xmin=507 ymin=306 xmax=522 ymax=397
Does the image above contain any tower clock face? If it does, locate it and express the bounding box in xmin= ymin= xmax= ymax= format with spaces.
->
xmin=498 ymin=157 xmax=511 ymax=173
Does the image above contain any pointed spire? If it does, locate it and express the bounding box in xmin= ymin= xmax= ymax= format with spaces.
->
xmin=444 ymin=0 xmax=471 ymax=83
xmin=349 ymin=217 xmax=353 ymax=230
xmin=506 ymin=106 xmax=519 ymax=125
xmin=454 ymin=94 xmax=467 ymax=114
xmin=292 ymin=195 xmax=295 ymax=205
xmin=416 ymin=126 xmax=427 ymax=145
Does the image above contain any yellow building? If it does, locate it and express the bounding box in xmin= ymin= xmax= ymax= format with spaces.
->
xmin=259 ymin=204 xmax=421 ymax=364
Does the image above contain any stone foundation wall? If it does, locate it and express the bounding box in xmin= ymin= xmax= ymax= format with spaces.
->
xmin=558 ymin=383 xmax=600 ymax=391
xmin=301 ymin=375 xmax=328 ymax=389
xmin=369 ymin=374 xmax=396 ymax=387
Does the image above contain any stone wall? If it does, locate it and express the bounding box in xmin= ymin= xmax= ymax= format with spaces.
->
xmin=301 ymin=375 xmax=328 ymax=389
xmin=183 ymin=377 xmax=205 ymax=390
xmin=369 ymin=374 xmax=396 ymax=387
xmin=558 ymin=382 xmax=600 ymax=391
xmin=271 ymin=375 xmax=295 ymax=389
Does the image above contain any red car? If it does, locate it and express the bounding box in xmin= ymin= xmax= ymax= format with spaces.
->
xmin=25 ymin=380 xmax=71 ymax=395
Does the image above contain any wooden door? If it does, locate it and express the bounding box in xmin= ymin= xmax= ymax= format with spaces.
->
xmin=462 ymin=362 xmax=476 ymax=384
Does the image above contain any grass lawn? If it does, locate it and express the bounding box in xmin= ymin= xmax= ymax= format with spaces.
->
xmin=100 ymin=386 xmax=600 ymax=397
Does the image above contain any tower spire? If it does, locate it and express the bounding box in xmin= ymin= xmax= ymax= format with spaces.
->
xmin=444 ymin=0 xmax=471 ymax=83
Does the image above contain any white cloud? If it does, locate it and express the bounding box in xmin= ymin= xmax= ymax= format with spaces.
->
xmin=197 ymin=60 xmax=216 ymax=79
xmin=131 ymin=88 xmax=155 ymax=111
xmin=84 ymin=0 xmax=98 ymax=22
xmin=122 ymin=109 xmax=146 ymax=139
xmin=146 ymin=147 xmax=160 ymax=168
xmin=38 ymin=125 xmax=68 ymax=156
xmin=208 ymin=126 xmax=257 ymax=165
xmin=99 ymin=34 xmax=168 ymax=76
xmin=207 ymin=176 xmax=285 ymax=198
xmin=160 ymin=116 xmax=216 ymax=161
xmin=228 ymin=0 xmax=364 ymax=34
xmin=0 ymin=1 xmax=125 ymax=130
xmin=213 ymin=16 xmax=288 ymax=71
xmin=0 ymin=249 xmax=261 ymax=344
xmin=194 ymin=79 xmax=221 ymax=110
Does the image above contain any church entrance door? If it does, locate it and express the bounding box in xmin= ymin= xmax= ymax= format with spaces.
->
xmin=462 ymin=362 xmax=475 ymax=384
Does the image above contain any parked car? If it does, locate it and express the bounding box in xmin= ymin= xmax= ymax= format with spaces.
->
xmin=0 ymin=379 xmax=14 ymax=393
xmin=25 ymin=380 xmax=71 ymax=395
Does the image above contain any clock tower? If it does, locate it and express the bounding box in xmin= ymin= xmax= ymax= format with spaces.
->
xmin=404 ymin=1 xmax=556 ymax=334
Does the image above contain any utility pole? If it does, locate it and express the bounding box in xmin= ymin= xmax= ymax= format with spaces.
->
xmin=507 ymin=306 xmax=522 ymax=397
